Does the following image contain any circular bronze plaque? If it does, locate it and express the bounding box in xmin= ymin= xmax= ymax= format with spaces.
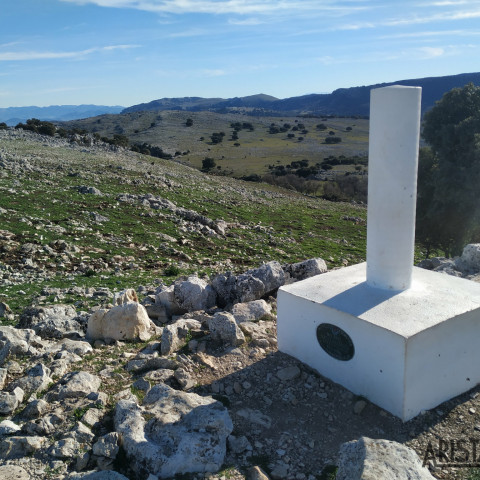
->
xmin=316 ymin=323 xmax=354 ymax=361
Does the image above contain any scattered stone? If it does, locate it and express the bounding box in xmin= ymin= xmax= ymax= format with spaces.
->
xmin=173 ymin=275 xmax=217 ymax=312
xmin=0 ymin=465 xmax=30 ymax=480
xmin=18 ymin=304 xmax=85 ymax=339
xmin=78 ymin=185 xmax=103 ymax=195
xmin=231 ymin=299 xmax=272 ymax=323
xmin=92 ymin=432 xmax=120 ymax=458
xmin=353 ymin=399 xmax=367 ymax=415
xmin=114 ymin=384 xmax=233 ymax=478
xmin=336 ymin=437 xmax=435 ymax=480
xmin=0 ymin=419 xmax=21 ymax=435
xmin=276 ymin=366 xmax=301 ymax=382
xmin=208 ymin=312 xmax=245 ymax=345
xmin=247 ymin=466 xmax=271 ymax=480
xmin=228 ymin=434 xmax=252 ymax=454
xmin=0 ymin=326 xmax=45 ymax=363
xmin=0 ymin=387 xmax=24 ymax=415
xmin=283 ymin=258 xmax=327 ymax=284
xmin=161 ymin=318 xmax=201 ymax=356
xmin=174 ymin=368 xmax=195 ymax=390
xmin=270 ymin=464 xmax=288 ymax=479
xmin=21 ymin=398 xmax=48 ymax=419
xmin=236 ymin=408 xmax=272 ymax=429
xmin=49 ymin=371 xmax=101 ymax=400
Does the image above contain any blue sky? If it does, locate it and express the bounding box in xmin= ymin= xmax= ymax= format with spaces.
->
xmin=1 ymin=0 xmax=480 ymax=107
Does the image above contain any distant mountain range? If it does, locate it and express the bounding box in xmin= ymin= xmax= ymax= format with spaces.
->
xmin=2 ymin=72 xmax=479 ymax=125
xmin=122 ymin=72 xmax=480 ymax=117
xmin=0 ymin=105 xmax=124 ymax=126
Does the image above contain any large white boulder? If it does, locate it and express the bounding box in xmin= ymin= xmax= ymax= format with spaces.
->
xmin=87 ymin=303 xmax=153 ymax=342
xmin=114 ymin=384 xmax=233 ymax=478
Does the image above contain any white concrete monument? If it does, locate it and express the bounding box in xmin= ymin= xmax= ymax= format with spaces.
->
xmin=277 ymin=85 xmax=480 ymax=421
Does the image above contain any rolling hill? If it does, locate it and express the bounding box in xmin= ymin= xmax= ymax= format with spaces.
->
xmin=122 ymin=72 xmax=480 ymax=117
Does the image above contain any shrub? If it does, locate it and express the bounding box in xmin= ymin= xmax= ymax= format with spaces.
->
xmin=325 ymin=136 xmax=342 ymax=144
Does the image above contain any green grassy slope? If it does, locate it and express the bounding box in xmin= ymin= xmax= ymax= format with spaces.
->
xmin=0 ymin=129 xmax=367 ymax=318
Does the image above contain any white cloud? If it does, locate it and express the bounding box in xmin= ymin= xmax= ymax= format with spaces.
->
xmin=168 ymin=28 xmax=210 ymax=37
xmin=0 ymin=45 xmax=139 ymax=61
xmin=417 ymin=46 xmax=445 ymax=58
xmin=228 ymin=17 xmax=265 ymax=26
xmin=60 ymin=0 xmax=370 ymax=17
xmin=378 ymin=29 xmax=480 ymax=39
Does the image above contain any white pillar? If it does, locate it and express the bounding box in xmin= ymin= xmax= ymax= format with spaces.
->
xmin=366 ymin=86 xmax=422 ymax=291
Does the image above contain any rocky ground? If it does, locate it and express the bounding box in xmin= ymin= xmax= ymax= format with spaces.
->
xmin=2 ymin=129 xmax=480 ymax=480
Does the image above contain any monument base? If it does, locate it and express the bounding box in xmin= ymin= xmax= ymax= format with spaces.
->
xmin=277 ymin=263 xmax=480 ymax=421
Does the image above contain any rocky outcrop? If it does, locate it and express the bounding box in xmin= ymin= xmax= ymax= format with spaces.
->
xmin=418 ymin=243 xmax=480 ymax=280
xmin=212 ymin=261 xmax=285 ymax=308
xmin=114 ymin=384 xmax=233 ymax=478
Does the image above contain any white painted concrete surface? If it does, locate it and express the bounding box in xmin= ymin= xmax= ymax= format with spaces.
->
xmin=366 ymin=86 xmax=422 ymax=291
xmin=277 ymin=264 xmax=480 ymax=420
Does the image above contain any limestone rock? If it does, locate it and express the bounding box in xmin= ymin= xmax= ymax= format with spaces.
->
xmin=174 ymin=368 xmax=195 ymax=390
xmin=78 ymin=185 xmax=103 ymax=195
xmin=0 ymin=326 xmax=45 ymax=364
xmin=92 ymin=432 xmax=120 ymax=458
xmin=0 ymin=435 xmax=47 ymax=459
xmin=18 ymin=304 xmax=85 ymax=339
xmin=231 ymin=299 xmax=272 ymax=323
xmin=336 ymin=437 xmax=436 ymax=480
xmin=126 ymin=355 xmax=177 ymax=374
xmin=59 ymin=338 xmax=94 ymax=355
xmin=250 ymin=261 xmax=285 ymax=294
xmin=0 ymin=387 xmax=24 ymax=415
xmin=114 ymin=384 xmax=233 ymax=478
xmin=283 ymin=258 xmax=327 ymax=284
xmin=161 ymin=318 xmax=202 ymax=356
xmin=155 ymin=285 xmax=183 ymax=318
xmin=276 ymin=366 xmax=301 ymax=382
xmin=173 ymin=275 xmax=216 ymax=313
xmin=239 ymin=320 xmax=276 ymax=348
xmin=21 ymin=398 xmax=48 ymax=419
xmin=208 ymin=312 xmax=245 ymax=345
xmin=0 ymin=419 xmax=21 ymax=435
xmin=0 ymin=465 xmax=30 ymax=480
xmin=113 ymin=288 xmax=138 ymax=305
xmin=247 ymin=466 xmax=271 ymax=480
xmin=457 ymin=244 xmax=480 ymax=273
xmin=87 ymin=302 xmax=153 ymax=342
xmin=49 ymin=371 xmax=101 ymax=400
xmin=10 ymin=363 xmax=52 ymax=396
xmin=212 ymin=261 xmax=284 ymax=307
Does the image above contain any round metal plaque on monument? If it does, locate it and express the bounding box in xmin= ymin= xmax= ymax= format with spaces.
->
xmin=316 ymin=323 xmax=354 ymax=361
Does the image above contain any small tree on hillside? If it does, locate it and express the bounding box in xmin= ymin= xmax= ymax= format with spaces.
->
xmin=202 ymin=157 xmax=216 ymax=171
